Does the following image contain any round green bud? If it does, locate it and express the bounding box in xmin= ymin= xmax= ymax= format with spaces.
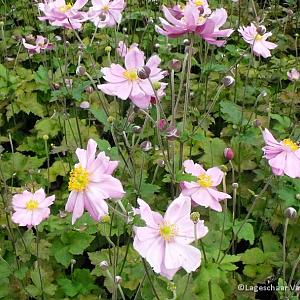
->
xmin=190 ymin=212 xmax=200 ymax=223
xmin=105 ymin=46 xmax=112 ymax=53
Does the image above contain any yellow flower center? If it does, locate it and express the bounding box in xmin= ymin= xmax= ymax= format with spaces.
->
xmin=102 ymin=5 xmax=110 ymax=11
xmin=195 ymin=0 xmax=204 ymax=5
xmin=159 ymin=223 xmax=176 ymax=242
xmin=68 ymin=165 xmax=89 ymax=191
xmin=282 ymin=138 xmax=299 ymax=151
xmin=198 ymin=173 xmax=213 ymax=188
xmin=59 ymin=3 xmax=73 ymax=13
xmin=26 ymin=199 xmax=39 ymax=211
xmin=123 ymin=69 xmax=138 ymax=81
xmin=255 ymin=34 xmax=263 ymax=41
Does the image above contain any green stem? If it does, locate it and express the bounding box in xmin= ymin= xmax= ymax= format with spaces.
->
xmin=142 ymin=258 xmax=160 ymax=300
xmin=36 ymin=227 xmax=44 ymax=300
xmin=283 ymin=217 xmax=289 ymax=288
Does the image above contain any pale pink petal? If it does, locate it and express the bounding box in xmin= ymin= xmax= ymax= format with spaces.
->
xmin=183 ymin=160 xmax=205 ymax=176
xmin=206 ymin=167 xmax=223 ymax=186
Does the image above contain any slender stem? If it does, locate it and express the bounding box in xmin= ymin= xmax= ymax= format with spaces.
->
xmin=44 ymin=138 xmax=50 ymax=194
xmin=217 ymin=174 xmax=227 ymax=262
xmin=182 ymin=273 xmax=191 ymax=300
xmin=142 ymin=258 xmax=160 ymax=300
xmin=218 ymin=176 xmax=273 ymax=264
xmin=283 ymin=218 xmax=289 ymax=288
xmin=133 ymin=272 xmax=146 ymax=300
xmin=287 ymin=250 xmax=300 ymax=290
xmin=36 ymin=227 xmax=44 ymax=300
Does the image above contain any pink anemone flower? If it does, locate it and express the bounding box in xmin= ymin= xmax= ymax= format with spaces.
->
xmin=287 ymin=68 xmax=300 ymax=82
xmin=133 ymin=195 xmax=208 ymax=280
xmin=238 ymin=23 xmax=277 ymax=58
xmin=168 ymin=1 xmax=211 ymax=20
xmin=65 ymin=139 xmax=125 ymax=224
xmin=98 ymin=44 xmax=167 ymax=108
xmin=262 ymin=128 xmax=300 ymax=178
xmin=38 ymin=0 xmax=88 ymax=29
xmin=180 ymin=160 xmax=231 ymax=212
xmin=22 ymin=35 xmax=53 ymax=55
xmin=12 ymin=188 xmax=55 ymax=227
xmin=116 ymin=41 xmax=139 ymax=58
xmin=88 ymin=0 xmax=125 ymax=28
xmin=155 ymin=3 xmax=233 ymax=47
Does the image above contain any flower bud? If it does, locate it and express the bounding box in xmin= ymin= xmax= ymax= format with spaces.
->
xmin=107 ymin=116 xmax=116 ymax=123
xmin=154 ymin=43 xmax=160 ymax=49
xmin=80 ymin=101 xmax=90 ymax=109
xmin=257 ymin=25 xmax=266 ymax=35
xmin=99 ymin=261 xmax=109 ymax=270
xmin=169 ymin=59 xmax=181 ymax=72
xmin=85 ymin=86 xmax=94 ymax=94
xmin=252 ymin=119 xmax=262 ymax=127
xmin=98 ymin=12 xmax=107 ymax=21
xmin=295 ymin=193 xmax=300 ymax=200
xmin=284 ymin=207 xmax=297 ymax=220
xmin=55 ymin=35 xmax=62 ymax=42
xmin=232 ymin=182 xmax=239 ymax=189
xmin=222 ymin=76 xmax=235 ymax=87
xmin=52 ymin=83 xmax=60 ymax=90
xmin=105 ymin=46 xmax=112 ymax=53
xmin=157 ymin=119 xmax=168 ymax=131
xmin=43 ymin=135 xmax=49 ymax=141
xmin=190 ymin=212 xmax=200 ymax=223
xmin=157 ymin=159 xmax=165 ymax=167
xmin=140 ymin=141 xmax=152 ymax=152
xmin=183 ymin=38 xmax=190 ymax=46
xmin=137 ymin=66 xmax=151 ymax=79
xmin=71 ymin=259 xmax=76 ymax=265
xmin=115 ymin=276 xmax=122 ymax=284
xmin=59 ymin=210 xmax=67 ymax=218
xmin=224 ymin=148 xmax=234 ymax=160
xmin=132 ymin=125 xmax=142 ymax=134
xmin=76 ymin=65 xmax=86 ymax=76
xmin=166 ymin=126 xmax=180 ymax=141
xmin=65 ymin=79 xmax=73 ymax=88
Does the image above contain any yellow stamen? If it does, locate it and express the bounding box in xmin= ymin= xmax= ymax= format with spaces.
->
xmin=68 ymin=165 xmax=89 ymax=191
xmin=282 ymin=138 xmax=299 ymax=151
xmin=102 ymin=5 xmax=110 ymax=11
xmin=255 ymin=34 xmax=263 ymax=41
xmin=198 ymin=173 xmax=213 ymax=188
xmin=26 ymin=199 xmax=39 ymax=210
xmin=195 ymin=0 xmax=204 ymax=5
xmin=123 ymin=69 xmax=138 ymax=81
xmin=59 ymin=3 xmax=73 ymax=13
xmin=159 ymin=223 xmax=176 ymax=242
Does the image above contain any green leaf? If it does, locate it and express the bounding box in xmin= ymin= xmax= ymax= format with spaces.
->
xmin=241 ymin=248 xmax=265 ymax=265
xmin=220 ymin=100 xmax=243 ymax=124
xmin=233 ymin=222 xmax=255 ymax=245
xmin=35 ymin=118 xmax=61 ymax=138
xmin=200 ymin=137 xmax=227 ymax=167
